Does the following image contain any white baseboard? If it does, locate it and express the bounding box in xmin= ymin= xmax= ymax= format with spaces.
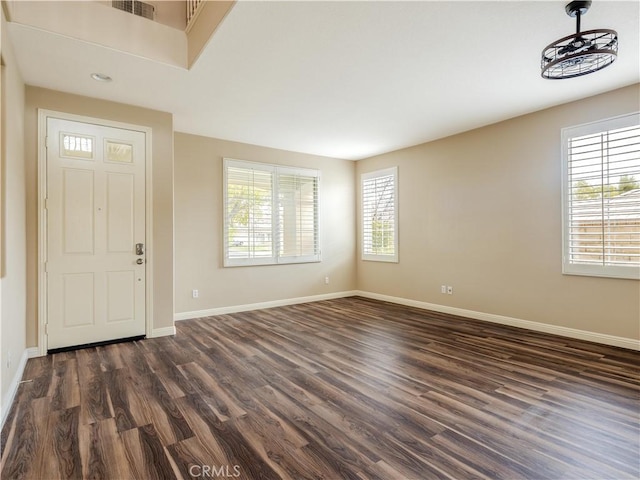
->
xmin=151 ymin=326 xmax=176 ymax=338
xmin=174 ymin=290 xmax=359 ymax=321
xmin=173 ymin=289 xmax=638 ymax=351
xmin=1 ymin=347 xmax=39 ymax=430
xmin=355 ymin=291 xmax=640 ymax=351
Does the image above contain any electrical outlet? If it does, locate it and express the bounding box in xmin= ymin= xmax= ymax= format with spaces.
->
xmin=325 ymin=276 xmax=330 ymax=285
xmin=441 ymin=285 xmax=447 ymax=294
xmin=192 ymin=289 xmax=199 ymax=298
xmin=447 ymin=286 xmax=453 ymax=295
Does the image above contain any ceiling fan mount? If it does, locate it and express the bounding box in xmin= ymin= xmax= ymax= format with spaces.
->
xmin=541 ymin=0 xmax=618 ymax=80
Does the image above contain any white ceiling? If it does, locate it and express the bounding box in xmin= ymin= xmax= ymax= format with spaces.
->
xmin=7 ymin=1 xmax=640 ymax=160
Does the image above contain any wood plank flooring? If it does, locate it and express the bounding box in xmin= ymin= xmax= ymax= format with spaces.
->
xmin=2 ymin=296 xmax=639 ymax=479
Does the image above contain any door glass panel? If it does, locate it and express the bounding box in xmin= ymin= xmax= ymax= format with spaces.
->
xmin=61 ymin=133 xmax=94 ymax=159
xmin=105 ymin=140 xmax=133 ymax=164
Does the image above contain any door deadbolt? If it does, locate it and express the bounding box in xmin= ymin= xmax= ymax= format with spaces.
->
xmin=136 ymin=243 xmax=144 ymax=255
xmin=136 ymin=258 xmax=144 ymax=265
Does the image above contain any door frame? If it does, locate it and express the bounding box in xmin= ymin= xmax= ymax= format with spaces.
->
xmin=37 ymin=109 xmax=154 ymax=356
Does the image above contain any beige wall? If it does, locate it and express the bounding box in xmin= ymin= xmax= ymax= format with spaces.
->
xmin=174 ymin=132 xmax=356 ymax=314
xmin=186 ymin=0 xmax=234 ymax=67
xmin=96 ymin=1 xmax=187 ymax=30
xmin=7 ymin=1 xmax=187 ymax=68
xmin=146 ymin=1 xmax=186 ymax=30
xmin=24 ymin=87 xmax=174 ymax=346
xmin=356 ymin=84 xmax=640 ymax=341
xmin=1 ymin=7 xmax=27 ymax=418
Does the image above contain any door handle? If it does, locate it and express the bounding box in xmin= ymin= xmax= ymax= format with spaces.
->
xmin=135 ymin=243 xmax=144 ymax=256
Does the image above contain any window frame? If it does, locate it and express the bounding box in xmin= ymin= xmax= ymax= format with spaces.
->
xmin=223 ymin=158 xmax=321 ymax=267
xmin=561 ymin=112 xmax=640 ymax=280
xmin=361 ymin=166 xmax=399 ymax=263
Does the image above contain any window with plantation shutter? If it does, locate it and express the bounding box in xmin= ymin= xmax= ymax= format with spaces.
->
xmin=362 ymin=167 xmax=398 ymax=262
xmin=223 ymin=159 xmax=320 ymax=266
xmin=278 ymin=168 xmax=319 ymax=262
xmin=562 ymin=112 xmax=640 ymax=279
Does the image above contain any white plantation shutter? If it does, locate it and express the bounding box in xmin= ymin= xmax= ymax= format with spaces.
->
xmin=362 ymin=167 xmax=398 ymax=262
xmin=278 ymin=168 xmax=320 ymax=262
xmin=224 ymin=160 xmax=275 ymax=266
xmin=562 ymin=113 xmax=640 ymax=279
xmin=223 ymin=159 xmax=320 ymax=266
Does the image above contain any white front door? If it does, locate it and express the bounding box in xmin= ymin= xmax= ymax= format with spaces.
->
xmin=46 ymin=117 xmax=146 ymax=350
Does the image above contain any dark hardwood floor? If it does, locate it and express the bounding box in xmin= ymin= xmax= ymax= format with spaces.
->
xmin=2 ymin=296 xmax=639 ymax=479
